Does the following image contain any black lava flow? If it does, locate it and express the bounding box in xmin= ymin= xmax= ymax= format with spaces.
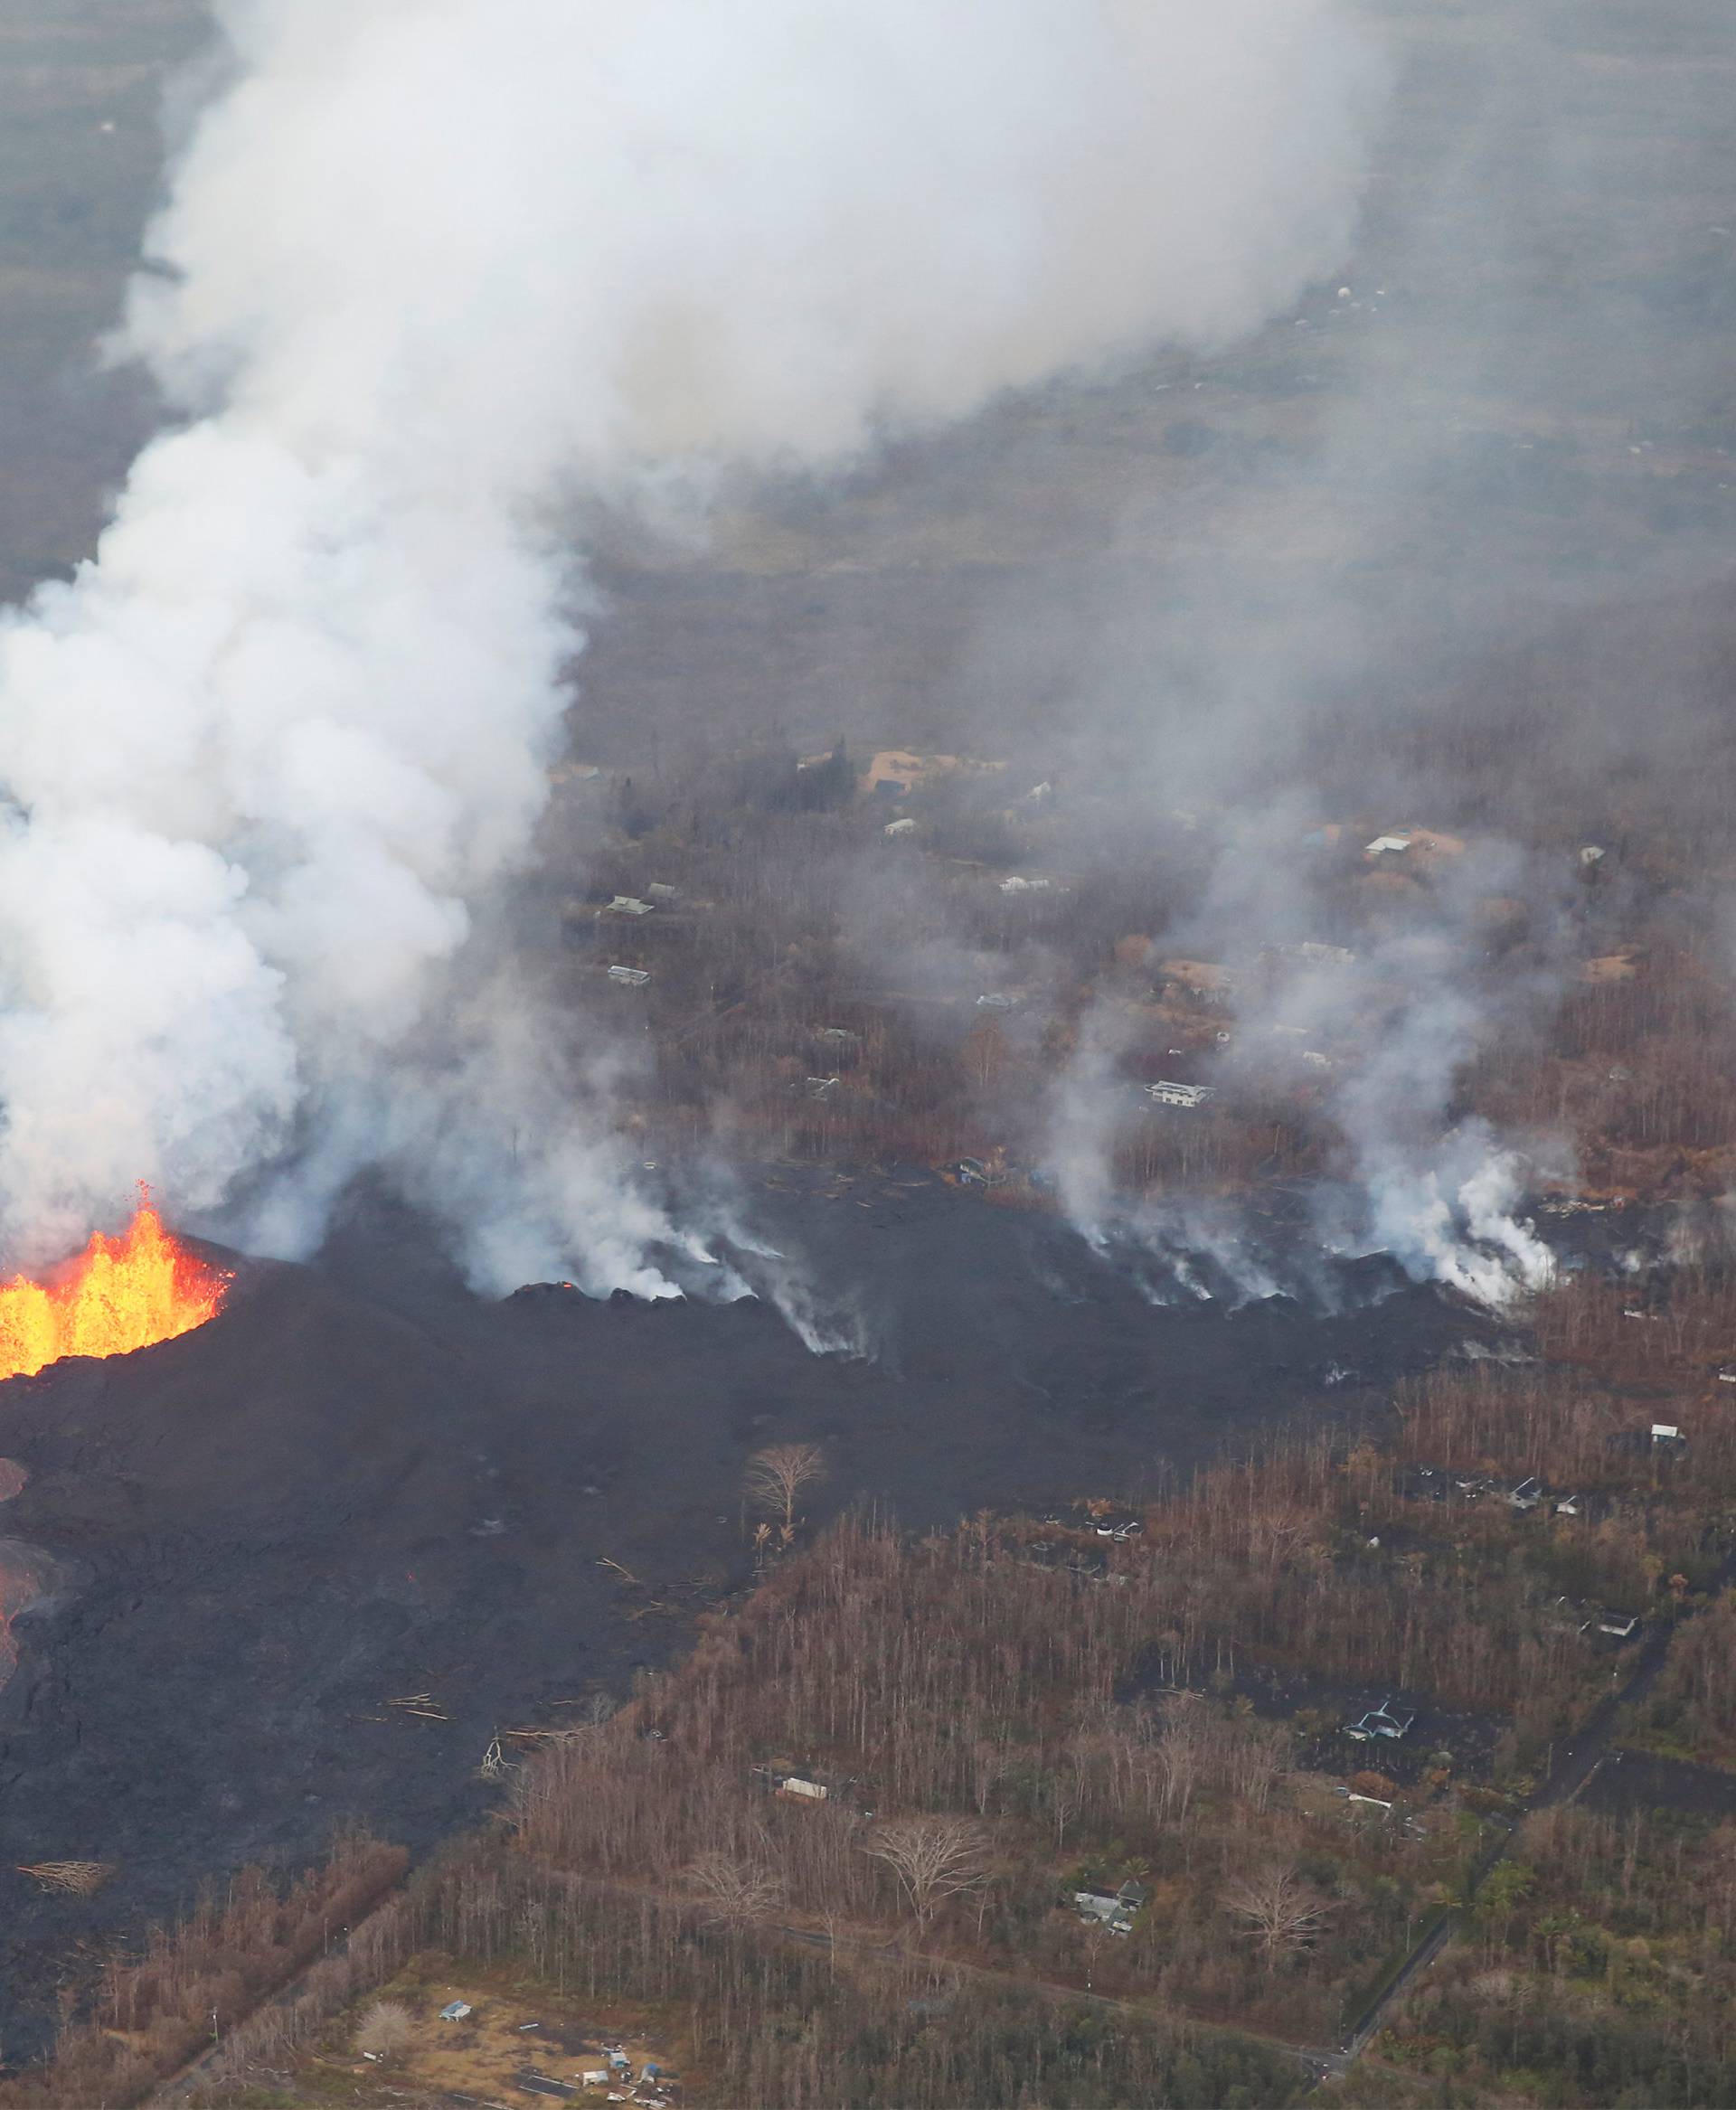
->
xmin=0 ymin=1171 xmax=1490 ymax=2062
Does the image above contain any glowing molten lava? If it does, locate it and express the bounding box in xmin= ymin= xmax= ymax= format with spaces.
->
xmin=0 ymin=1195 xmax=229 ymax=1384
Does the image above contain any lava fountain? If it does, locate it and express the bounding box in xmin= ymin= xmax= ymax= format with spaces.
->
xmin=0 ymin=1193 xmax=229 ymax=1384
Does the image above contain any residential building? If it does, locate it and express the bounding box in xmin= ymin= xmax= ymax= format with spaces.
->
xmin=1146 ymin=1080 xmax=1215 ymax=1108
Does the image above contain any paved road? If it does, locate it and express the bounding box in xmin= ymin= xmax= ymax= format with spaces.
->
xmin=1332 ymin=1548 xmax=1736 ymax=2074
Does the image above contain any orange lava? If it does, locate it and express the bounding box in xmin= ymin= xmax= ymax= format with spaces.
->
xmin=0 ymin=1193 xmax=228 ymax=1384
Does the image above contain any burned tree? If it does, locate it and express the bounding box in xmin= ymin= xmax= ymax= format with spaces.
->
xmin=743 ymin=1443 xmax=826 ymax=1533
xmin=353 ymin=2001 xmax=414 ymax=2061
xmin=1221 ymin=1862 xmax=1336 ymax=1967
xmin=862 ymin=1814 xmax=990 ymax=1931
xmin=685 ymin=1851 xmax=784 ymax=1929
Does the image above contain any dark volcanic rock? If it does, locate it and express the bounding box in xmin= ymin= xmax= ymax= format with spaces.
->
xmin=0 ymin=1176 xmax=1477 ymax=2059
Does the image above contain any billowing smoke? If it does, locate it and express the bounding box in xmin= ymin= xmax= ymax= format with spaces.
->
xmin=1045 ymin=823 xmax=1569 ymax=1310
xmin=1026 ymin=0 xmax=1730 ymax=1311
xmin=0 ymin=0 xmax=1380 ymax=1287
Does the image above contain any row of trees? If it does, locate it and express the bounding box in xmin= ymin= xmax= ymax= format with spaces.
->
xmin=509 ymin=1510 xmax=1458 ymax=2042
xmin=0 ymin=1832 xmax=407 ymax=2109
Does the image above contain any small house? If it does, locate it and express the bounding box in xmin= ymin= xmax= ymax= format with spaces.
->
xmin=1505 ymin=1476 xmax=1543 ymax=1512
xmin=1074 ymin=1888 xmax=1120 ymax=1922
xmin=582 ymin=2073 xmax=609 ymax=2089
xmin=883 ymin=816 xmax=916 ymax=836
xmin=1651 ymin=1423 xmax=1685 ymax=1448
xmin=602 ymin=895 xmax=655 ymax=918
xmin=1364 ymin=834 xmax=1412 ymax=858
xmin=1592 ymin=1611 xmax=1640 ymax=1640
xmin=1344 ymin=1698 xmax=1415 ymax=1742
xmin=607 ymin=965 xmax=651 ymax=987
xmin=1073 ymin=1879 xmax=1148 ymax=1935
xmin=1146 ymin=1080 xmax=1215 ymax=1108
xmin=439 ymin=2001 xmax=473 ymax=2022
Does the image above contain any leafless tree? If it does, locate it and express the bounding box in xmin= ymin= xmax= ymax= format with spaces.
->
xmin=743 ymin=1443 xmax=826 ymax=1532
xmin=354 ymin=2000 xmax=415 ymax=2060
xmin=686 ymin=1851 xmax=783 ymax=1929
xmin=862 ymin=1815 xmax=990 ymax=1931
xmin=1221 ymin=1862 xmax=1336 ymax=1968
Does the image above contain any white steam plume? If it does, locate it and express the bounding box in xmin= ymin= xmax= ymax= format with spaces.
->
xmin=0 ymin=0 xmax=1379 ymax=1283
xmin=1048 ymin=843 xmax=1565 ymax=1312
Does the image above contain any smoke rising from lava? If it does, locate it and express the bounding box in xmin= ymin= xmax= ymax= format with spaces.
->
xmin=0 ymin=0 xmax=1380 ymax=1289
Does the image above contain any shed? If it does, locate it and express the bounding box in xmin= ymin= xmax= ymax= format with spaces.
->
xmin=439 ymin=2001 xmax=473 ymax=2021
xmin=883 ymin=816 xmax=916 ymax=836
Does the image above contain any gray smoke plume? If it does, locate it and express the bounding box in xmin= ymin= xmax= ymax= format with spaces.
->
xmin=1033 ymin=0 xmax=1735 ymax=1309
xmin=0 ymin=0 xmax=1380 ymax=1288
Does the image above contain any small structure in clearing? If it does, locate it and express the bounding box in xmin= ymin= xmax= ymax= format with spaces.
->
xmin=1146 ymin=1080 xmax=1215 ymax=1109
xmin=859 ymin=749 xmax=1005 ymax=799
xmin=1072 ymin=1879 xmax=1151 ymax=1936
xmin=1344 ymin=1699 xmax=1417 ymax=1743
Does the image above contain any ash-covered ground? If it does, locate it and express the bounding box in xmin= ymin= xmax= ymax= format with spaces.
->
xmin=0 ymin=1174 xmax=1487 ymax=2061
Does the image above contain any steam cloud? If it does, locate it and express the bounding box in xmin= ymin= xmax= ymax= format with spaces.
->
xmin=0 ymin=0 xmax=1379 ymax=1288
